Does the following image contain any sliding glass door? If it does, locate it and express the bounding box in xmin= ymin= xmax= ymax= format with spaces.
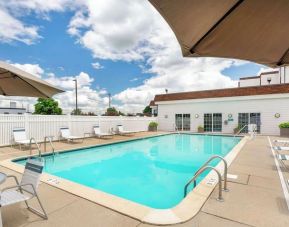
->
xmin=204 ymin=113 xmax=222 ymax=132
xmin=175 ymin=114 xmax=191 ymax=131
xmin=238 ymin=113 xmax=261 ymax=133
xmin=175 ymin=114 xmax=183 ymax=130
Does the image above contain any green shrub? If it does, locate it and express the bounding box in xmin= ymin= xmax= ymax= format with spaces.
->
xmin=279 ymin=122 xmax=289 ymax=128
xmin=198 ymin=125 xmax=204 ymax=130
xmin=149 ymin=122 xmax=158 ymax=128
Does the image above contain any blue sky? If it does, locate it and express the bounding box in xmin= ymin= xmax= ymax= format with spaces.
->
xmin=0 ymin=12 xmax=152 ymax=94
xmin=0 ymin=0 xmax=267 ymax=113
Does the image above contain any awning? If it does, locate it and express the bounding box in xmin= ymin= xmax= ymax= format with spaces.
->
xmin=149 ymin=0 xmax=289 ymax=67
xmin=0 ymin=61 xmax=64 ymax=98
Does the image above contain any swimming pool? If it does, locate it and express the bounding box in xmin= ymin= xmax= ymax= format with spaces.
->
xmin=15 ymin=134 xmax=241 ymax=209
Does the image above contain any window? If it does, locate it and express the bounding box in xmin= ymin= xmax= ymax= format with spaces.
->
xmin=204 ymin=113 xmax=212 ymax=132
xmin=250 ymin=113 xmax=261 ymax=133
xmin=238 ymin=113 xmax=261 ymax=133
xmin=204 ymin=113 xmax=222 ymax=132
xmin=175 ymin=114 xmax=191 ymax=131
xmin=175 ymin=114 xmax=183 ymax=130
xmin=213 ymin=113 xmax=222 ymax=132
xmin=183 ymin=114 xmax=191 ymax=131
xmin=238 ymin=113 xmax=249 ymax=133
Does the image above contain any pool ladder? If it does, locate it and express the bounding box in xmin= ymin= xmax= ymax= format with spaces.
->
xmin=184 ymin=155 xmax=228 ymax=202
xmin=44 ymin=136 xmax=56 ymax=156
xmin=29 ymin=138 xmax=42 ymax=157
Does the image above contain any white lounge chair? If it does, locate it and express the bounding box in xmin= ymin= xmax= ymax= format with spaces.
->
xmin=274 ymin=139 xmax=289 ymax=146
xmin=93 ymin=126 xmax=113 ymax=138
xmin=12 ymin=128 xmax=31 ymax=150
xmin=117 ymin=125 xmax=134 ymax=135
xmin=274 ymin=146 xmax=289 ymax=151
xmin=278 ymin=154 xmax=289 ymax=160
xmin=0 ymin=159 xmax=48 ymax=226
xmin=59 ymin=127 xmax=83 ymax=143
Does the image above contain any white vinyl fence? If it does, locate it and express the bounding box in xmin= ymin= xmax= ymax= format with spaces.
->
xmin=0 ymin=114 xmax=157 ymax=146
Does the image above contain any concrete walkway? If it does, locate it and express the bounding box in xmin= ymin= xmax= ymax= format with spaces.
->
xmin=0 ymin=134 xmax=288 ymax=227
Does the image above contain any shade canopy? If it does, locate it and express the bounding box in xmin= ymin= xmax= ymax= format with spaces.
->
xmin=149 ymin=0 xmax=289 ymax=68
xmin=0 ymin=61 xmax=64 ymax=98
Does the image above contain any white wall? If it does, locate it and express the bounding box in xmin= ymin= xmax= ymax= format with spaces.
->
xmin=0 ymin=115 xmax=157 ymax=146
xmin=239 ymin=78 xmax=260 ymax=87
xmin=260 ymin=72 xmax=280 ymax=85
xmin=157 ymin=95 xmax=289 ymax=135
xmin=0 ymin=108 xmax=26 ymax=114
xmin=280 ymin=66 xmax=289 ymax=83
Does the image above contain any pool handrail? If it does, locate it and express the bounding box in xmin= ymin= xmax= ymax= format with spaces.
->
xmin=193 ymin=155 xmax=229 ymax=192
xmin=44 ymin=136 xmax=56 ymax=156
xmin=29 ymin=138 xmax=42 ymax=157
xmin=184 ymin=166 xmax=224 ymax=201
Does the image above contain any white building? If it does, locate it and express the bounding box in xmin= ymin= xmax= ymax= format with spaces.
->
xmin=153 ymin=69 xmax=289 ymax=135
xmin=0 ymin=102 xmax=26 ymax=114
xmin=239 ymin=66 xmax=289 ymax=87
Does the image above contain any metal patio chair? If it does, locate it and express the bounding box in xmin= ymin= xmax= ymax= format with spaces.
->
xmin=59 ymin=127 xmax=83 ymax=143
xmin=0 ymin=159 xmax=48 ymax=226
xmin=12 ymin=128 xmax=31 ymax=150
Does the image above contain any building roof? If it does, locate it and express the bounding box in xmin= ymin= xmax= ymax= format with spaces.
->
xmin=154 ymin=83 xmax=289 ymax=102
xmin=149 ymin=100 xmax=156 ymax=107
xmin=239 ymin=76 xmax=260 ymax=80
xmin=239 ymin=70 xmax=279 ymax=80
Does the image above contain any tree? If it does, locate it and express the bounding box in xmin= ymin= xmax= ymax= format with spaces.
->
xmin=34 ymin=98 xmax=62 ymax=115
xmin=143 ymin=106 xmax=152 ymax=116
xmin=71 ymin=108 xmax=83 ymax=115
xmin=105 ymin=107 xmax=119 ymax=116
xmin=118 ymin=111 xmax=125 ymax=116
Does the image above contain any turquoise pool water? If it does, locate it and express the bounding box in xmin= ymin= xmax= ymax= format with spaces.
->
xmin=15 ymin=134 xmax=241 ymax=209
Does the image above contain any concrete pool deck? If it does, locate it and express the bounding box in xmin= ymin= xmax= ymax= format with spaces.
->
xmin=0 ymin=132 xmax=288 ymax=227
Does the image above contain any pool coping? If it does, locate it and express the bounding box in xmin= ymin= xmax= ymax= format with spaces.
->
xmin=0 ymin=133 xmax=248 ymax=225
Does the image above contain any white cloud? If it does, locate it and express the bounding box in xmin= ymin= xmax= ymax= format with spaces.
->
xmin=2 ymin=0 xmax=71 ymax=15
xmin=0 ymin=0 xmax=254 ymax=113
xmin=45 ymin=71 xmax=109 ymax=113
xmin=65 ymin=0 xmax=250 ymax=113
xmin=0 ymin=0 xmax=73 ymax=44
xmin=12 ymin=63 xmax=44 ymax=78
xmin=68 ymin=0 xmax=159 ymax=61
xmin=91 ymin=62 xmax=103 ymax=70
xmin=130 ymin=78 xmax=139 ymax=82
xmin=0 ymin=9 xmax=40 ymax=44
xmin=2 ymin=62 xmax=108 ymax=114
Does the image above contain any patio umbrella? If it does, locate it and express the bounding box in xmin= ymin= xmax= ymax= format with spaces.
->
xmin=149 ymin=0 xmax=289 ymax=68
xmin=0 ymin=61 xmax=64 ymax=98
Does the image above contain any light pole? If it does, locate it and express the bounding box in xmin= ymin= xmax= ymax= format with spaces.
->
xmin=108 ymin=93 xmax=111 ymax=108
xmin=73 ymin=79 xmax=78 ymax=115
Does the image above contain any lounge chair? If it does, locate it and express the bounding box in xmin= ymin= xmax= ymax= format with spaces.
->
xmin=274 ymin=139 xmax=289 ymax=147
xmin=277 ymin=154 xmax=289 ymax=172
xmin=273 ymin=146 xmax=289 ymax=151
xmin=278 ymin=154 xmax=289 ymax=160
xmin=117 ymin=125 xmax=134 ymax=135
xmin=93 ymin=125 xmax=113 ymax=138
xmin=12 ymin=128 xmax=31 ymax=150
xmin=0 ymin=159 xmax=48 ymax=225
xmin=59 ymin=127 xmax=83 ymax=143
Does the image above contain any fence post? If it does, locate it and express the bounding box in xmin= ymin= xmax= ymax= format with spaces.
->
xmin=24 ymin=113 xmax=30 ymax=137
xmin=68 ymin=114 xmax=72 ymax=129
